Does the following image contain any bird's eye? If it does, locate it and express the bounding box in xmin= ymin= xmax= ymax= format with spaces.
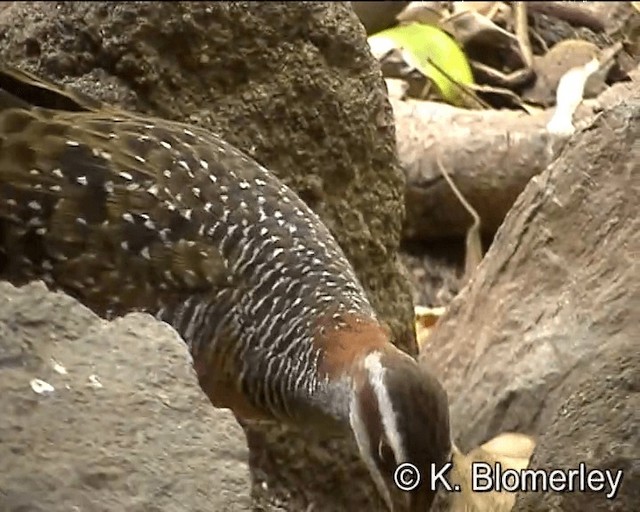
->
xmin=378 ymin=439 xmax=395 ymax=465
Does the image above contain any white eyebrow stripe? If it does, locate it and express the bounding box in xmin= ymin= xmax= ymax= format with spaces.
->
xmin=349 ymin=391 xmax=393 ymax=510
xmin=364 ymin=351 xmax=406 ymax=464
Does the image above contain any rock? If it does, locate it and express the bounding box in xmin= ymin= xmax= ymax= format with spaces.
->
xmin=0 ymin=2 xmax=413 ymax=509
xmin=0 ymin=281 xmax=251 ymax=512
xmin=514 ymin=334 xmax=639 ymax=511
xmin=419 ymin=95 xmax=639 ymax=507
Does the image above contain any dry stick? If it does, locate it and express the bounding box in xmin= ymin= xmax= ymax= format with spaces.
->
xmin=424 ymin=56 xmax=491 ymax=110
xmin=485 ymin=2 xmax=503 ymax=21
xmin=526 ymin=1 xmax=606 ymax=33
xmin=435 ymin=154 xmax=483 ymax=282
xmin=514 ymin=2 xmax=533 ymax=69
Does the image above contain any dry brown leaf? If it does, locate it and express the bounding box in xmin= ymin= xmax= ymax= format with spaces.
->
xmin=522 ymin=39 xmax=603 ymax=107
xmin=415 ymin=305 xmax=446 ymax=350
xmin=441 ymin=8 xmax=518 ymax=48
xmin=480 ymin=432 xmax=536 ymax=462
xmin=439 ymin=433 xmax=536 ymax=511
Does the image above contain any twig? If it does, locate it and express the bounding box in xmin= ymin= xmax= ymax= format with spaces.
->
xmin=514 ymin=2 xmax=533 ymax=69
xmin=485 ymin=2 xmax=503 ymax=21
xmin=425 ymin=55 xmax=491 ymax=109
xmin=435 ymin=154 xmax=483 ymax=281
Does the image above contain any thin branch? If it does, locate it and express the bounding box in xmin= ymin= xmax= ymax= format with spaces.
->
xmin=514 ymin=2 xmax=533 ymax=69
xmin=435 ymin=154 xmax=483 ymax=281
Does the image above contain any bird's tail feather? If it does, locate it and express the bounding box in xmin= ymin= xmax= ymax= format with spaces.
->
xmin=0 ymin=65 xmax=105 ymax=112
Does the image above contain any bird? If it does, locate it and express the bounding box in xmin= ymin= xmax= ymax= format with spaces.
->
xmin=0 ymin=65 xmax=452 ymax=511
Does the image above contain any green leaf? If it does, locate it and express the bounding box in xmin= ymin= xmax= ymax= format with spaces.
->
xmin=369 ymin=23 xmax=474 ymax=105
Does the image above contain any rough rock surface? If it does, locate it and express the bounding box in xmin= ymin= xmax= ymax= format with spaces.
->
xmin=0 ymin=2 xmax=413 ymax=510
xmin=420 ymin=98 xmax=639 ymax=508
xmin=0 ymin=281 xmax=251 ymax=512
xmin=514 ymin=333 xmax=639 ymax=511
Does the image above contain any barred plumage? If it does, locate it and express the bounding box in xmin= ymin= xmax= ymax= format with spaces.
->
xmin=0 ymin=65 xmax=374 ymax=423
xmin=0 ymin=66 xmax=451 ymax=511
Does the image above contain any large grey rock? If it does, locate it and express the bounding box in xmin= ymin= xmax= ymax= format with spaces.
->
xmin=514 ymin=334 xmax=639 ymax=511
xmin=0 ymin=281 xmax=251 ymax=512
xmin=420 ymin=97 xmax=639 ymax=507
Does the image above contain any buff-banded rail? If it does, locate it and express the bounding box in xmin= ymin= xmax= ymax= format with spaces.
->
xmin=0 ymin=66 xmax=451 ymax=511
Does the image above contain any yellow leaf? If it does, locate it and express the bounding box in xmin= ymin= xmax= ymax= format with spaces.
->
xmin=368 ymin=23 xmax=474 ymax=106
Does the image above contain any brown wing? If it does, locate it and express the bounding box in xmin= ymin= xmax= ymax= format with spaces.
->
xmin=0 ymin=69 xmax=275 ymax=421
xmin=0 ymin=82 xmax=235 ymax=319
xmin=0 ymin=65 xmax=106 ymax=112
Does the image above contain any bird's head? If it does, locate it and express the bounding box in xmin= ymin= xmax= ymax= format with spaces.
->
xmin=349 ymin=347 xmax=451 ymax=511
